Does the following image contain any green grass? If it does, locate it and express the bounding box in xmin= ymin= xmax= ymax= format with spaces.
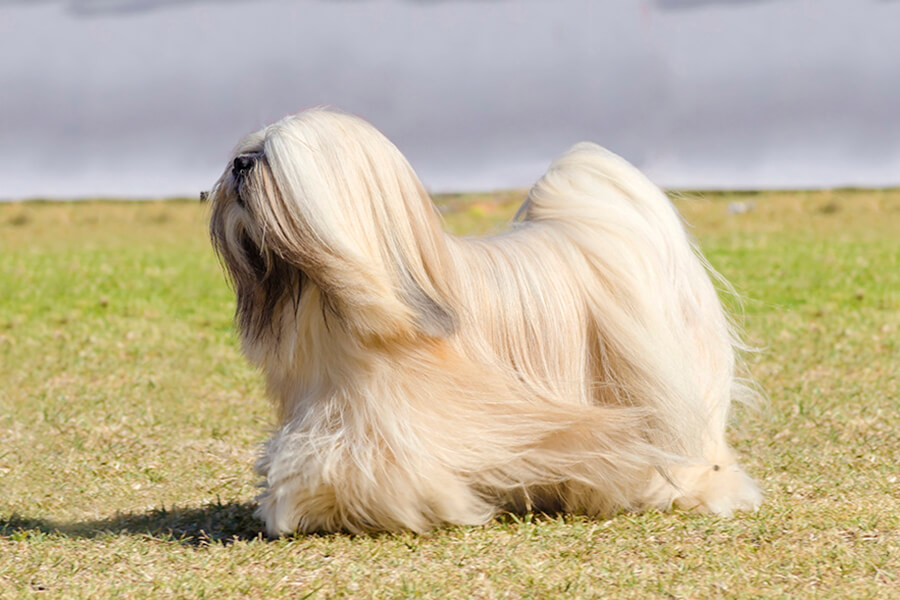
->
xmin=1 ymin=190 xmax=898 ymax=598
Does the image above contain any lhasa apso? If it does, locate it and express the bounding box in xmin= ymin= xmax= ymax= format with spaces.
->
xmin=209 ymin=108 xmax=762 ymax=535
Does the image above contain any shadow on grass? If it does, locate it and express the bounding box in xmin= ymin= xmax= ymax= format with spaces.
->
xmin=1 ymin=499 xmax=266 ymax=546
xmin=3 ymin=503 xmax=595 ymax=547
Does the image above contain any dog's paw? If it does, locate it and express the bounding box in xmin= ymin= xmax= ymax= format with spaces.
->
xmin=673 ymin=462 xmax=763 ymax=516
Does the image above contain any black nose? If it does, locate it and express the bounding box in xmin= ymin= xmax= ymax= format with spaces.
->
xmin=233 ymin=155 xmax=255 ymax=176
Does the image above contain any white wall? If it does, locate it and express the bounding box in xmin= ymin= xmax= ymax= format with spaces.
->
xmin=2 ymin=0 xmax=899 ymax=198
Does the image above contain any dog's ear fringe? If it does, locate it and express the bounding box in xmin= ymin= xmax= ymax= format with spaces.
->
xmin=244 ymin=110 xmax=461 ymax=341
xmin=400 ymin=271 xmax=457 ymax=338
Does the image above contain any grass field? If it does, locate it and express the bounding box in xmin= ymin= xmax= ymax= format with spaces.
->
xmin=1 ymin=190 xmax=898 ymax=598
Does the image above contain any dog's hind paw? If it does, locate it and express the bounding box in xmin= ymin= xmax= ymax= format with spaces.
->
xmin=672 ymin=462 xmax=763 ymax=516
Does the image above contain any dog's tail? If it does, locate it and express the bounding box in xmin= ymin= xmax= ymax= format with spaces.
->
xmin=521 ymin=143 xmax=746 ymax=460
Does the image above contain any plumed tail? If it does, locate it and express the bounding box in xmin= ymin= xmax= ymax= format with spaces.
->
xmin=521 ymin=143 xmax=744 ymax=460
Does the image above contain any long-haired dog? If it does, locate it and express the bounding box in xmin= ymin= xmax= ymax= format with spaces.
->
xmin=209 ymin=108 xmax=762 ymax=536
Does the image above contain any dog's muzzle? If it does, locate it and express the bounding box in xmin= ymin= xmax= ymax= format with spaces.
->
xmin=232 ymin=155 xmax=257 ymax=207
xmin=233 ymin=155 xmax=256 ymax=178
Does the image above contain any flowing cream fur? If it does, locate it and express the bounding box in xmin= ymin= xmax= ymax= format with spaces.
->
xmin=209 ymin=108 xmax=762 ymax=536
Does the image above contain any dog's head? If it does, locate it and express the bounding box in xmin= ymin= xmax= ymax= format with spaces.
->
xmin=209 ymin=108 xmax=456 ymax=344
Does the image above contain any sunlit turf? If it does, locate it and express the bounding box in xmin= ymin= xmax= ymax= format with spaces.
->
xmin=1 ymin=190 xmax=897 ymax=598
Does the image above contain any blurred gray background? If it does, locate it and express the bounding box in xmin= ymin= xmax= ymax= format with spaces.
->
xmin=1 ymin=0 xmax=898 ymax=199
